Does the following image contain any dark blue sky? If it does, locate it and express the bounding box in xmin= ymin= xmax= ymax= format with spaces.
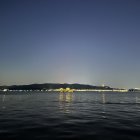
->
xmin=0 ymin=0 xmax=140 ymax=88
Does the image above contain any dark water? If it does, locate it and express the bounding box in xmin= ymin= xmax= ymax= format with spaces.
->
xmin=0 ymin=92 xmax=140 ymax=140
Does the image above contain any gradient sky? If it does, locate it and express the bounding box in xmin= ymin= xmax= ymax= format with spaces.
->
xmin=0 ymin=0 xmax=140 ymax=88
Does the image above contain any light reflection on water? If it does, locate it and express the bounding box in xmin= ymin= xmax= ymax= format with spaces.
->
xmin=102 ymin=93 xmax=106 ymax=104
xmin=2 ymin=95 xmax=6 ymax=109
xmin=59 ymin=92 xmax=74 ymax=114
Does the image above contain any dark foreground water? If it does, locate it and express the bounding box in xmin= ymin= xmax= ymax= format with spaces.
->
xmin=0 ymin=92 xmax=140 ymax=140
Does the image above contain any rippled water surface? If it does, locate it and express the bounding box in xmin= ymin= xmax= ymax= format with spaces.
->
xmin=0 ymin=92 xmax=140 ymax=140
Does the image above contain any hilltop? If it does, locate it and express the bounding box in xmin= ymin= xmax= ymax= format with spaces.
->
xmin=0 ymin=83 xmax=113 ymax=91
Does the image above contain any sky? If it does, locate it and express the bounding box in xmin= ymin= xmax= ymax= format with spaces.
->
xmin=0 ymin=0 xmax=140 ymax=88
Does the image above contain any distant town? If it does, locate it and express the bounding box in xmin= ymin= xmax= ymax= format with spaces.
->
xmin=0 ymin=83 xmax=139 ymax=92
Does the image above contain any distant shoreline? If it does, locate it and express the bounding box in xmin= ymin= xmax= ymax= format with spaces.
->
xmin=0 ymin=89 xmax=128 ymax=93
xmin=1 ymin=83 xmax=139 ymax=92
xmin=0 ymin=83 xmax=125 ymax=91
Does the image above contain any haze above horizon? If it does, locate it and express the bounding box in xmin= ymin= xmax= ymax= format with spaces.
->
xmin=0 ymin=0 xmax=140 ymax=88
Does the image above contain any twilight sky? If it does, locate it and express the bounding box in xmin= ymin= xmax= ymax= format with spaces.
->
xmin=0 ymin=0 xmax=140 ymax=88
